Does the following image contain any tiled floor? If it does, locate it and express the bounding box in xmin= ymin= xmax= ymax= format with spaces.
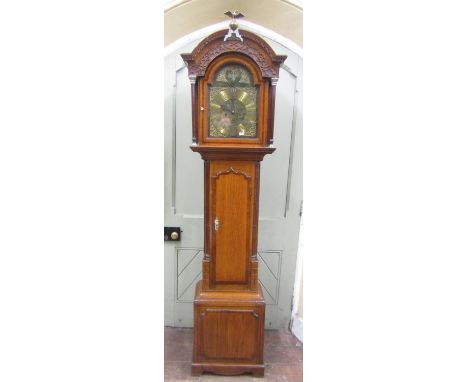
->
xmin=165 ymin=327 xmax=303 ymax=381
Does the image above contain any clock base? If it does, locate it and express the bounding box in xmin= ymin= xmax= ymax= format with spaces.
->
xmin=191 ymin=362 xmax=264 ymax=377
xmin=191 ymin=281 xmax=265 ymax=377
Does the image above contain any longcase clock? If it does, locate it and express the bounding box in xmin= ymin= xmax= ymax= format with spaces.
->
xmin=181 ymin=20 xmax=286 ymax=377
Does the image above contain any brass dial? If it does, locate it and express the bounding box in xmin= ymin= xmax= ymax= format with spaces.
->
xmin=208 ymin=64 xmax=258 ymax=138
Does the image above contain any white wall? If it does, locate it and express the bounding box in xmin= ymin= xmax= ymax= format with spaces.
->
xmin=291 ymin=216 xmax=303 ymax=342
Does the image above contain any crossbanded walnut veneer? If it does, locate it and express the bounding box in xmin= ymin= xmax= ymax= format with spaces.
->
xmin=181 ymin=27 xmax=286 ymax=377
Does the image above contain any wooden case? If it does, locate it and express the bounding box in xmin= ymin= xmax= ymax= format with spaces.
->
xmin=182 ymin=28 xmax=286 ymax=377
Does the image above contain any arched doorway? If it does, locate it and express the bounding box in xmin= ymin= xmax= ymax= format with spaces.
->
xmin=164 ymin=23 xmax=302 ymax=330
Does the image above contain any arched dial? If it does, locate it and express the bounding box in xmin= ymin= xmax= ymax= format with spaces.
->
xmin=208 ymin=64 xmax=258 ymax=138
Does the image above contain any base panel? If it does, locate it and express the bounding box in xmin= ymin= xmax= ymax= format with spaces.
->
xmin=192 ymin=281 xmax=265 ymax=377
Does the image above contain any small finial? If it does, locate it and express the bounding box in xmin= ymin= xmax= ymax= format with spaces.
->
xmin=224 ymin=10 xmax=245 ymax=42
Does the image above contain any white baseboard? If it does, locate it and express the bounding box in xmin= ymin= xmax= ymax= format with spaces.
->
xmin=290 ymin=314 xmax=303 ymax=343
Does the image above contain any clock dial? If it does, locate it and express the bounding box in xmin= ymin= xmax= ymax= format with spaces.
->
xmin=208 ymin=64 xmax=258 ymax=138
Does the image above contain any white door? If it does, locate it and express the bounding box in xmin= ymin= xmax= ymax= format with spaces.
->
xmin=164 ymin=33 xmax=302 ymax=329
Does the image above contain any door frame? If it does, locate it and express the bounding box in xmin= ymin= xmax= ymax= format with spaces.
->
xmin=165 ymin=25 xmax=302 ymax=328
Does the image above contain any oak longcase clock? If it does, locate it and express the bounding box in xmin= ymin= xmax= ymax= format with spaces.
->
xmin=181 ymin=20 xmax=286 ymax=377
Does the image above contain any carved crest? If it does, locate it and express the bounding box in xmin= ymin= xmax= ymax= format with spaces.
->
xmin=212 ymin=167 xmax=252 ymax=180
xmin=181 ymin=29 xmax=286 ymax=80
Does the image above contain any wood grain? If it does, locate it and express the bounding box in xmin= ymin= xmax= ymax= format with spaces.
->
xmin=210 ymin=161 xmax=254 ymax=286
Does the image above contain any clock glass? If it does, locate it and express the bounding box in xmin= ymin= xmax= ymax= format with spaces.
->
xmin=208 ymin=64 xmax=258 ymax=138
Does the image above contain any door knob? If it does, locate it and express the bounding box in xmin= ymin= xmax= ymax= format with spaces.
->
xmin=164 ymin=226 xmax=181 ymax=241
xmin=214 ymin=217 xmax=220 ymax=231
